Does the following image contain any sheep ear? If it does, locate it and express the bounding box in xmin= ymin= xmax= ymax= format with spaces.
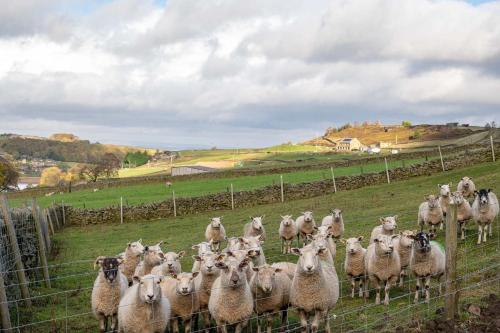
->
xmin=215 ymin=262 xmax=228 ymax=270
xmin=313 ymin=226 xmax=319 ymax=230
xmin=94 ymin=256 xmax=105 ymax=270
xmin=191 ymin=271 xmax=199 ymax=279
xmin=249 ymin=216 xmax=254 ymax=220
xmin=144 ymin=246 xmax=149 ymax=252
xmin=192 ymin=245 xmax=200 ymax=250
xmin=226 ymin=251 xmax=234 ymax=257
xmin=317 ymin=248 xmax=327 ymax=255
xmin=391 ymin=235 xmax=399 ymax=239
xmin=373 ymin=238 xmax=379 ymax=243
xmin=488 ymin=189 xmax=492 ymax=193
xmin=193 ymin=255 xmax=202 ymax=262
xmin=261 ymin=215 xmax=265 ymax=219
xmin=338 ymin=209 xmax=342 ymax=214
xmin=291 ymin=248 xmax=301 ymax=256
xmin=177 ymin=251 xmax=186 ymax=258
xmin=438 ymin=184 xmax=441 ymax=188
xmin=157 ymin=240 xmax=164 ymax=247
xmin=358 ymin=236 xmax=364 ymax=242
xmin=379 ymin=217 xmax=385 ymax=223
xmin=117 ymin=257 xmax=124 ymax=265
xmin=274 ymin=267 xmax=282 ymax=273
xmin=252 ymin=267 xmax=259 ymax=272
xmin=238 ymin=237 xmax=247 ymax=244
xmin=393 ymin=215 xmax=398 ymax=220
xmin=133 ymin=275 xmax=141 ymax=284
xmin=127 ymin=242 xmax=132 ymax=248
xmin=239 ymin=258 xmax=249 ymax=269
xmin=138 ymin=238 xmax=142 ymax=243
xmin=171 ymin=274 xmax=178 ymax=279
xmin=305 ymin=234 xmax=314 ymax=241
xmin=158 ymin=252 xmax=165 ymax=259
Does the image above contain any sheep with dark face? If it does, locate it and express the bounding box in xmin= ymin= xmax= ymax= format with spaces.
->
xmin=296 ymin=211 xmax=316 ymax=246
xmin=457 ymin=176 xmax=476 ymax=199
xmin=92 ymin=256 xmax=128 ymax=333
xmin=409 ymin=232 xmax=445 ymax=303
xmin=472 ymin=189 xmax=499 ymax=245
xmin=244 ymin=216 xmax=266 ymax=241
xmin=418 ymin=195 xmax=444 ymax=233
xmin=205 ymin=217 xmax=226 ymax=252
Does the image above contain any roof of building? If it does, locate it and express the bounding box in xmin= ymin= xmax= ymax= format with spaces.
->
xmin=340 ymin=138 xmax=354 ymax=143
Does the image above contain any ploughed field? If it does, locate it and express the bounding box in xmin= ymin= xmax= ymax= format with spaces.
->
xmin=14 ymin=160 xmax=500 ymax=332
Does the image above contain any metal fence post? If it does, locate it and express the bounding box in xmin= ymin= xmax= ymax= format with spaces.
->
xmin=230 ymin=184 xmax=234 ymax=210
xmin=0 ymin=195 xmax=32 ymax=308
xmin=31 ymin=199 xmax=51 ymax=288
xmin=384 ymin=157 xmax=390 ymax=184
xmin=280 ymin=175 xmax=284 ymax=203
xmin=330 ymin=167 xmax=337 ymax=193
xmin=445 ymin=202 xmax=458 ymax=321
xmin=491 ymin=136 xmax=496 ymax=162
xmin=438 ymin=146 xmax=445 ymax=171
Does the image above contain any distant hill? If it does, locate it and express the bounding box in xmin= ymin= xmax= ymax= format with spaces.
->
xmin=304 ymin=124 xmax=489 ymax=147
xmin=0 ymin=133 xmax=158 ymax=163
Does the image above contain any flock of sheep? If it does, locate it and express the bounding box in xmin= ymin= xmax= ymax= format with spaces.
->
xmin=91 ymin=176 xmax=498 ymax=333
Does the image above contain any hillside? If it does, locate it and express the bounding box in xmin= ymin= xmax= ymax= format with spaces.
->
xmin=305 ymin=124 xmax=488 ymax=147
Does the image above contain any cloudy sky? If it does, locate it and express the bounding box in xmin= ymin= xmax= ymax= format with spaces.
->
xmin=1 ymin=0 xmax=499 ymax=149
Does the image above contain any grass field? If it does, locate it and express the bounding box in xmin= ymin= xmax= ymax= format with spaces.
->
xmin=13 ymin=157 xmax=436 ymax=209
xmin=12 ymin=159 xmax=500 ymax=332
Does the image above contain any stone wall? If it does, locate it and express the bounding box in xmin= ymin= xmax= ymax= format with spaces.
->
xmin=65 ymin=146 xmax=497 ymax=226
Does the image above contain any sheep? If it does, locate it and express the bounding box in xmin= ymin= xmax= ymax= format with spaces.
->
xmin=205 ymin=217 xmax=226 ymax=252
xmin=290 ymin=244 xmax=339 ymax=333
xmin=393 ymin=230 xmax=415 ymax=287
xmin=295 ymin=211 xmax=316 ymax=246
xmin=369 ymin=216 xmax=398 ymax=244
xmin=438 ymin=183 xmax=452 ymax=217
xmin=307 ymin=228 xmax=336 ymax=265
xmin=472 ymin=189 xmax=499 ymax=245
xmin=279 ymin=215 xmax=298 ymax=254
xmin=365 ymin=234 xmax=401 ymax=305
xmin=250 ymin=264 xmax=291 ymax=333
xmin=244 ymin=216 xmax=267 ymax=241
xmin=208 ymin=256 xmax=253 ymax=333
xmin=271 ymin=262 xmax=297 ymax=280
xmin=321 ymin=208 xmax=344 ymax=239
xmin=238 ymin=235 xmax=266 ymax=267
xmin=161 ymin=272 xmax=200 ymax=333
xmin=151 ymin=251 xmax=185 ymax=277
xmin=451 ymin=191 xmax=473 ymax=240
xmin=225 ymin=249 xmax=254 ymax=282
xmin=417 ymin=195 xmax=444 ymax=233
xmin=457 ymin=176 xmax=476 ymax=199
xmin=117 ymin=274 xmax=171 ymax=333
xmin=342 ymin=237 xmax=366 ymax=298
xmin=193 ymin=252 xmax=221 ymax=333
xmin=92 ymin=256 xmax=128 ymax=333
xmin=409 ymin=232 xmax=445 ymax=303
xmin=191 ymin=241 xmax=212 ymax=273
xmin=314 ymin=225 xmax=337 ymax=259
xmin=134 ymin=241 xmax=165 ymax=278
xmin=120 ymin=239 xmax=145 ymax=285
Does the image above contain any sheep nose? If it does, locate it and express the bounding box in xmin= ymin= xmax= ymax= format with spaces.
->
xmin=167 ymin=263 xmax=173 ymax=267
xmin=306 ymin=265 xmax=313 ymax=271
xmin=147 ymin=294 xmax=154 ymax=300
xmin=182 ymin=287 xmax=188 ymax=293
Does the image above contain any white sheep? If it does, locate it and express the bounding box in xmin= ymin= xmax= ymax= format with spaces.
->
xmin=342 ymin=237 xmax=366 ymax=298
xmin=191 ymin=241 xmax=212 ymax=273
xmin=457 ymin=176 xmax=476 ymax=199
xmin=418 ymin=195 xmax=444 ymax=233
xmin=134 ymin=241 xmax=164 ymax=278
xmin=472 ymin=189 xmax=499 ymax=245
xmin=314 ymin=225 xmax=337 ymax=259
xmin=321 ymin=208 xmax=344 ymax=239
xmin=438 ymin=183 xmax=452 ymax=217
xmin=295 ymin=211 xmax=316 ymax=246
xmin=225 ymin=249 xmax=254 ymax=282
xmin=151 ymin=251 xmax=185 ymax=277
xmin=393 ymin=230 xmax=415 ymax=287
xmin=279 ymin=215 xmax=298 ymax=254
xmin=290 ymin=244 xmax=339 ymax=333
xmin=161 ymin=272 xmax=200 ymax=333
xmin=205 ymin=217 xmax=226 ymax=252
xmin=250 ymin=264 xmax=291 ymax=333
xmin=244 ymin=216 xmax=267 ymax=241
xmin=117 ymin=274 xmax=171 ymax=333
xmin=193 ymin=252 xmax=221 ymax=333
xmin=240 ymin=236 xmax=266 ymax=267
xmin=271 ymin=262 xmax=297 ymax=281
xmin=92 ymin=256 xmax=128 ymax=333
xmin=365 ymin=234 xmax=401 ymax=305
xmin=308 ymin=228 xmax=335 ymax=265
xmin=119 ymin=239 xmax=145 ymax=285
xmin=369 ymin=216 xmax=398 ymax=244
xmin=208 ymin=256 xmax=253 ymax=333
xmin=451 ymin=191 xmax=472 ymax=240
xmin=409 ymin=232 xmax=445 ymax=303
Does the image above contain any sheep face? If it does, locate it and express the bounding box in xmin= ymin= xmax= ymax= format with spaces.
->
xmin=475 ymin=189 xmax=492 ymax=206
xmin=331 ymin=209 xmax=342 ymax=222
xmin=302 ymin=211 xmax=314 ymax=223
xmin=315 ymin=225 xmax=332 ymax=238
xmin=210 ymin=217 xmax=222 ymax=228
xmin=461 ymin=177 xmax=472 ymax=189
xmin=243 ymin=236 xmax=263 ymax=258
xmin=451 ymin=191 xmax=465 ymax=205
xmin=291 ymin=244 xmax=323 ymax=275
xmin=134 ymin=274 xmax=163 ymax=304
xmin=194 ymin=252 xmax=219 ymax=275
xmin=439 ymin=184 xmax=451 ymax=197
xmin=252 ymin=265 xmax=281 ymax=293
xmin=215 ymin=256 xmax=249 ymax=288
xmin=173 ymin=272 xmax=199 ymax=295
xmin=411 ymin=232 xmax=434 ymax=253
xmin=379 ymin=216 xmax=398 ymax=232
xmin=163 ymin=251 xmax=184 ymax=272
xmin=345 ymin=237 xmax=364 ymax=255
xmin=144 ymin=243 xmax=165 ymax=266
xmin=95 ymin=256 xmax=123 ymax=284
xmin=250 ymin=216 xmax=264 ymax=231
xmin=426 ymin=195 xmax=439 ymax=209
xmin=227 ymin=237 xmax=242 ymax=251
xmin=310 ymin=234 xmax=329 ymax=253
xmin=128 ymin=239 xmax=145 ymax=256
xmin=398 ymin=231 xmax=415 ymax=248
xmin=280 ymin=215 xmax=294 ymax=226
xmin=192 ymin=242 xmax=211 ymax=256
xmin=373 ymin=234 xmax=397 ymax=256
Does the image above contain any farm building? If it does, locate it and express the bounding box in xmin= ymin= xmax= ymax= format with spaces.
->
xmin=171 ymin=165 xmax=217 ymax=176
xmin=336 ymin=138 xmax=362 ymax=151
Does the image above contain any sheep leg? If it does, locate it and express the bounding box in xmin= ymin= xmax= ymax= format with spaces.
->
xmin=96 ymin=313 xmax=106 ymax=333
xmin=172 ymin=318 xmax=180 ymax=333
xmin=323 ymin=310 xmax=331 ymax=333
xmin=266 ymin=314 xmax=273 ymax=333
xmin=202 ymin=310 xmax=211 ymax=333
xmin=298 ymin=310 xmax=308 ymax=333
xmin=358 ymin=277 xmax=365 ymax=298
xmin=424 ymin=275 xmax=431 ymax=303
xmin=185 ymin=318 xmax=192 ymax=333
xmin=281 ymin=239 xmax=285 ymax=254
xmin=477 ymin=225 xmax=483 ymax=245
xmin=371 ymin=277 xmax=381 ymax=305
xmin=483 ymin=227 xmax=487 ymax=242
xmin=349 ymin=276 xmax=355 ymax=298
xmin=439 ymin=221 xmax=443 ymax=230
xmin=364 ymin=278 xmax=370 ymax=299
xmin=460 ymin=222 xmax=465 ymax=240
xmin=488 ymin=223 xmax=493 ymax=237
xmin=383 ymin=280 xmax=391 ymax=306
xmin=311 ymin=310 xmax=321 ymax=333
xmin=280 ymin=309 xmax=288 ymax=333
xmin=256 ymin=315 xmax=261 ymax=333
xmin=414 ymin=278 xmax=421 ymax=303
xmin=111 ymin=314 xmax=118 ymax=332
xmin=234 ymin=322 xmax=243 ymax=333
xmin=398 ymin=269 xmax=405 ymax=288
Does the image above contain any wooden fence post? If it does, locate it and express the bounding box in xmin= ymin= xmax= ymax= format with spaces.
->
xmin=330 ymin=167 xmax=337 ymax=193
xmin=0 ymin=195 xmax=32 ymax=308
xmin=31 ymin=199 xmax=51 ymax=288
xmin=61 ymin=200 xmax=66 ymax=226
xmin=384 ymin=157 xmax=391 ymax=184
xmin=445 ymin=202 xmax=458 ymax=321
xmin=230 ymin=184 xmax=234 ymax=210
xmin=491 ymin=136 xmax=496 ymax=162
xmin=0 ymin=272 xmax=12 ymax=333
xmin=120 ymin=197 xmax=124 ymax=225
xmin=438 ymin=146 xmax=445 ymax=171
xmin=45 ymin=209 xmax=55 ymax=236
xmin=280 ymin=175 xmax=284 ymax=203
xmin=172 ymin=191 xmax=177 ymax=217
xmin=51 ymin=206 xmax=60 ymax=230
